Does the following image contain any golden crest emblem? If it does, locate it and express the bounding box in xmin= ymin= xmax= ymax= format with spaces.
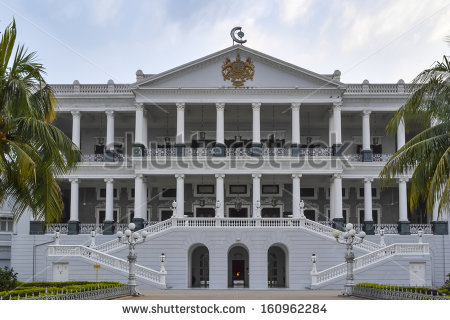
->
xmin=222 ymin=54 xmax=255 ymax=87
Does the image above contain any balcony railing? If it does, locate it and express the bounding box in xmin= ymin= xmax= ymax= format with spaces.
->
xmin=44 ymin=221 xmax=434 ymax=235
xmin=77 ymin=150 xmax=394 ymax=162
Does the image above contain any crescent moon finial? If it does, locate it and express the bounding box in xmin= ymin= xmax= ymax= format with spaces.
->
xmin=230 ymin=26 xmax=247 ymax=45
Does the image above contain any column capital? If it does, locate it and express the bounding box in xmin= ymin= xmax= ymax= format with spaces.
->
xmin=332 ymin=173 xmax=342 ymax=180
xmin=135 ymin=102 xmax=144 ymax=111
xmin=105 ymin=109 xmax=114 ymax=117
xmin=215 ymin=174 xmax=225 ymax=179
xmin=176 ymin=102 xmax=185 ymax=110
xmin=135 ymin=174 xmax=143 ymax=179
xmin=291 ymin=103 xmax=301 ymax=110
xmin=364 ymin=177 xmax=374 ymax=183
xmin=251 ymin=102 xmax=261 ymax=110
xmin=333 ymin=102 xmax=342 ymax=111
xmin=175 ymin=174 xmax=185 ymax=179
xmin=398 ymin=177 xmax=409 ymax=183
xmin=216 ymin=102 xmax=225 ymax=111
xmin=104 ymin=178 xmax=114 ymax=183
xmin=362 ymin=110 xmax=372 ymax=116
xmin=69 ymin=178 xmax=79 ymax=183
xmin=71 ymin=110 xmax=81 ymax=118
xmin=252 ymin=173 xmax=262 ymax=179
xmin=292 ymin=173 xmax=302 ymax=179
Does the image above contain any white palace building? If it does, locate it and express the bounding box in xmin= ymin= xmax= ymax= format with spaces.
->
xmin=1 ymin=43 xmax=449 ymax=290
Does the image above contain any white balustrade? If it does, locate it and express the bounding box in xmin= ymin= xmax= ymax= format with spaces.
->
xmin=48 ymin=245 xmax=165 ymax=286
xmin=312 ymin=243 xmax=429 ymax=286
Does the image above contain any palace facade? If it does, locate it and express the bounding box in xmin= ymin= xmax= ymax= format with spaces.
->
xmin=1 ymin=45 xmax=449 ymax=289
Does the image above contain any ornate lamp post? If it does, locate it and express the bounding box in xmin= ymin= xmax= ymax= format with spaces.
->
xmin=299 ymin=200 xmax=305 ymax=218
xmin=117 ymin=223 xmax=148 ymax=296
xmin=333 ymin=223 xmax=366 ymax=296
xmin=215 ymin=200 xmax=221 ymax=217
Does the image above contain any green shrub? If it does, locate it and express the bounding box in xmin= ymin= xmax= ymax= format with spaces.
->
xmin=0 ymin=266 xmax=18 ymax=291
xmin=0 ymin=281 xmax=125 ymax=299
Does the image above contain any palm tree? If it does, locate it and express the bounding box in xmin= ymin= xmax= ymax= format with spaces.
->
xmin=0 ymin=20 xmax=80 ymax=223
xmin=380 ymin=41 xmax=449 ymax=219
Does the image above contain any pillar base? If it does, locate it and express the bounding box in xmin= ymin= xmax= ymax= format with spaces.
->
xmin=361 ymin=149 xmax=372 ymax=162
xmin=333 ymin=218 xmax=345 ymax=231
xmin=103 ymin=221 xmax=115 ymax=235
xmin=213 ymin=143 xmax=226 ymax=157
xmin=68 ymin=221 xmax=80 ymax=235
xmin=132 ymin=218 xmax=144 ymax=231
xmin=29 ymin=221 xmax=45 ymax=235
xmin=251 ymin=143 xmax=262 ymax=157
xmin=432 ymin=221 xmax=448 ymax=235
xmin=291 ymin=144 xmax=302 ymax=156
xmin=104 ymin=149 xmax=114 ymax=162
xmin=175 ymin=144 xmax=185 ymax=157
xmin=132 ymin=143 xmax=146 ymax=157
xmin=332 ymin=144 xmax=342 ymax=156
xmin=398 ymin=221 xmax=410 ymax=235
xmin=363 ymin=221 xmax=375 ymax=235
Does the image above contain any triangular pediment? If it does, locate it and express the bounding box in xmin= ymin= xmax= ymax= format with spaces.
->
xmin=135 ymin=46 xmax=343 ymax=90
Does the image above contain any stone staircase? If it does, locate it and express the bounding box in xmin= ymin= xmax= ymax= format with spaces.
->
xmin=310 ymin=243 xmax=430 ymax=288
xmin=48 ymin=245 xmax=166 ymax=288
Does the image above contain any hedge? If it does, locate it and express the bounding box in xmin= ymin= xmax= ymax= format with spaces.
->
xmin=0 ymin=281 xmax=126 ymax=299
xmin=356 ymin=282 xmax=447 ymax=296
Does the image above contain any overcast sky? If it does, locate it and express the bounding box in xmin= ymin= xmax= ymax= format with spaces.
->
xmin=1 ymin=0 xmax=449 ymax=84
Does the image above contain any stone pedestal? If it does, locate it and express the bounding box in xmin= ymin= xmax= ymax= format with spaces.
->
xmin=132 ymin=143 xmax=146 ymax=157
xmin=363 ymin=221 xmax=375 ymax=235
xmin=175 ymin=144 xmax=185 ymax=157
xmin=29 ymin=221 xmax=44 ymax=235
xmin=68 ymin=221 xmax=80 ymax=235
xmin=398 ymin=221 xmax=410 ymax=235
xmin=214 ymin=143 xmax=226 ymax=157
xmin=291 ymin=144 xmax=302 ymax=156
xmin=132 ymin=218 xmax=144 ymax=231
xmin=333 ymin=218 xmax=345 ymax=231
xmin=432 ymin=221 xmax=448 ymax=235
xmin=103 ymin=220 xmax=115 ymax=235
xmin=361 ymin=149 xmax=372 ymax=162
xmin=332 ymin=144 xmax=342 ymax=156
xmin=251 ymin=143 xmax=262 ymax=157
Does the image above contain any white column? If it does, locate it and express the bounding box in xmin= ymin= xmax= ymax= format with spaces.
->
xmin=333 ymin=103 xmax=342 ymax=145
xmin=142 ymin=110 xmax=148 ymax=148
xmin=291 ymin=103 xmax=301 ymax=146
xmin=362 ymin=110 xmax=371 ymax=151
xmin=252 ymin=173 xmax=261 ymax=218
xmin=135 ymin=103 xmax=144 ymax=145
xmin=329 ymin=109 xmax=334 ymax=146
xmin=176 ymin=102 xmax=185 ymax=145
xmin=175 ymin=174 xmax=185 ymax=218
xmin=69 ymin=178 xmax=79 ymax=221
xmin=142 ymin=177 xmax=148 ymax=221
xmin=215 ymin=174 xmax=225 ymax=218
xmin=105 ymin=178 xmax=114 ymax=221
xmin=329 ymin=177 xmax=335 ymax=220
xmin=71 ymin=111 xmax=81 ymax=148
xmin=105 ymin=110 xmax=114 ymax=150
xmin=292 ymin=174 xmax=302 ymax=218
xmin=252 ymin=102 xmax=261 ymax=145
xmin=364 ymin=178 xmax=373 ymax=222
xmin=398 ymin=178 xmax=408 ymax=222
xmin=134 ymin=175 xmax=144 ymax=220
xmin=397 ymin=118 xmax=405 ymax=150
xmin=216 ymin=103 xmax=225 ymax=145
xmin=333 ymin=174 xmax=343 ymax=220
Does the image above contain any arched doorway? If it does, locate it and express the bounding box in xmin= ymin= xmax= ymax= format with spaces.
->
xmin=267 ymin=245 xmax=288 ymax=288
xmin=228 ymin=245 xmax=249 ymax=288
xmin=189 ymin=244 xmax=209 ymax=288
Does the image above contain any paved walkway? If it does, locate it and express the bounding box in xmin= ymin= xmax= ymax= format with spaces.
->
xmin=115 ymin=289 xmax=365 ymax=300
